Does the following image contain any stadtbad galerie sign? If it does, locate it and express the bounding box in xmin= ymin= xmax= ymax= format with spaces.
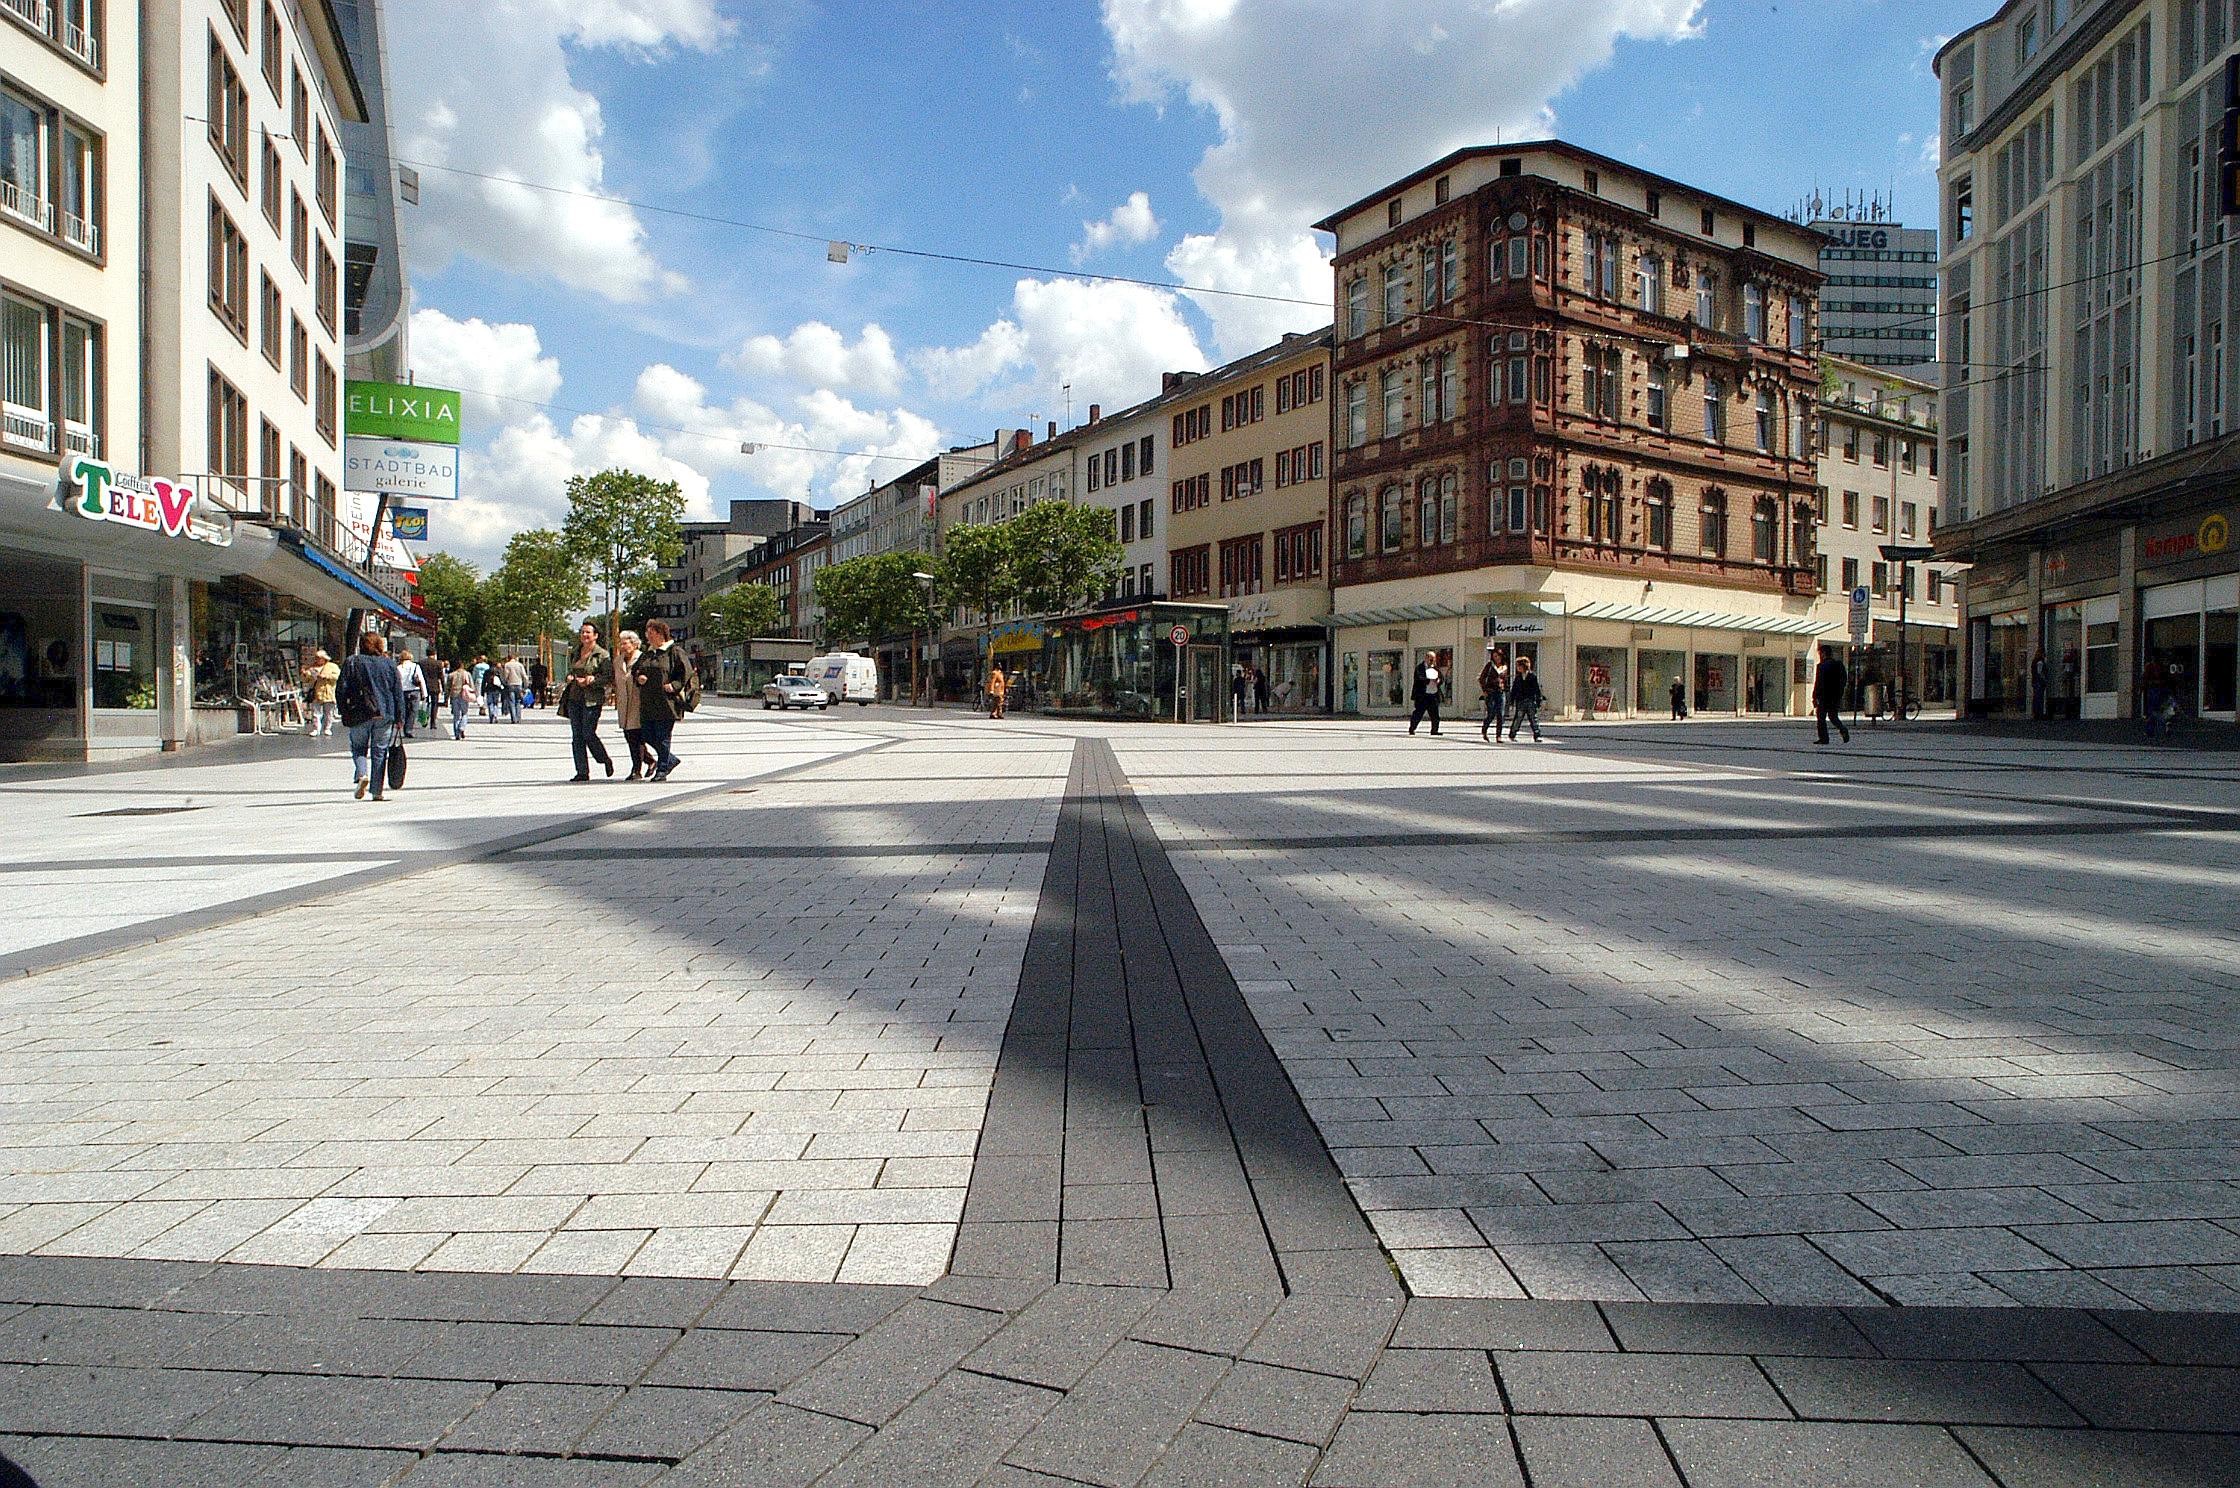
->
xmin=345 ymin=381 xmax=462 ymax=445
xmin=50 ymin=455 xmax=234 ymax=547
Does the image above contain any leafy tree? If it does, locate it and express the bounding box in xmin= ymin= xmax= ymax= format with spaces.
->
xmin=559 ymin=469 xmax=686 ymax=647
xmin=415 ymin=552 xmax=487 ymax=660
xmin=1007 ymin=500 xmax=1124 ymax=615
xmin=699 ymin=583 xmax=782 ymax=647
xmin=815 ymin=552 xmax=936 ymax=646
xmin=937 ymin=520 xmax=1016 ymax=639
xmin=484 ymin=528 xmax=589 ymax=644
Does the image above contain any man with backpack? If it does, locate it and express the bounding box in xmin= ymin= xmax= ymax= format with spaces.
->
xmin=631 ymin=618 xmax=697 ymax=782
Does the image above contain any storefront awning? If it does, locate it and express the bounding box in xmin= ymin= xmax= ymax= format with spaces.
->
xmin=251 ymin=529 xmax=414 ymax=619
xmin=1566 ymin=599 xmax=1834 ymax=636
xmin=0 ymin=468 xmax=278 ymax=580
xmin=1318 ymin=602 xmax=1472 ymax=628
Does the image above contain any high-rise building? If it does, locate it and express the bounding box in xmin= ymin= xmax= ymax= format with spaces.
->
xmin=1935 ymin=0 xmax=2237 ymax=723
xmin=1794 ymin=193 xmax=1940 ymax=377
xmin=334 ymin=0 xmax=407 ymax=384
xmin=1320 ymin=141 xmax=1828 ymax=720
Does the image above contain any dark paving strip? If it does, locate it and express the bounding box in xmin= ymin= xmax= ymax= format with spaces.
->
xmin=1167 ymin=815 xmax=2240 ymax=854
xmin=0 ymin=1256 xmax=2234 ymax=1485
xmin=0 ymin=740 xmax=904 ymax=982
xmin=956 ymin=740 xmax=1394 ymax=1299
xmin=512 ymin=841 xmax=1053 ymax=862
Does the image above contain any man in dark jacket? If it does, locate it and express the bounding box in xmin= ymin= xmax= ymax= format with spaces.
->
xmin=338 ymin=632 xmax=405 ymax=800
xmin=631 ymin=618 xmax=691 ymax=781
xmin=1408 ymin=652 xmax=1445 ymax=736
xmin=1813 ymin=645 xmax=1851 ymax=745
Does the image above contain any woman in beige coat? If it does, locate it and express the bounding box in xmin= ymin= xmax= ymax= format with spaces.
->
xmin=612 ymin=629 xmax=651 ymax=779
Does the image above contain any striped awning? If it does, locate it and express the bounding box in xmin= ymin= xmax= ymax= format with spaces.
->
xmin=1566 ymin=600 xmax=1833 ymax=636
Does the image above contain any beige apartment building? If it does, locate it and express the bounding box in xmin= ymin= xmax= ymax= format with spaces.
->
xmin=1814 ymin=357 xmax=1957 ymax=707
xmin=1164 ymin=329 xmax=1333 ymax=712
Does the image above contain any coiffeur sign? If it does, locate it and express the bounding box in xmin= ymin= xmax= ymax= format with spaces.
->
xmin=52 ymin=456 xmax=233 ymax=547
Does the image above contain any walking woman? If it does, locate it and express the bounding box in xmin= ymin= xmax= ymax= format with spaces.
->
xmin=630 ymin=618 xmax=691 ymax=781
xmin=1505 ymin=655 xmax=1545 ymax=742
xmin=613 ymin=629 xmax=651 ymax=779
xmin=1477 ymin=645 xmax=1508 ymax=742
xmin=562 ymin=622 xmax=615 ymax=782
xmin=337 ymin=632 xmax=404 ymax=800
xmin=446 ymin=658 xmax=474 ymax=740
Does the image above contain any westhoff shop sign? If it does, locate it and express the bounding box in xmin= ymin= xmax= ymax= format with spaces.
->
xmin=51 ymin=455 xmax=233 ymax=547
xmin=345 ymin=381 xmax=462 ymax=444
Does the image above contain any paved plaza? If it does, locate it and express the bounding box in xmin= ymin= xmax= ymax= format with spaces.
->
xmin=0 ymin=704 xmax=2236 ymax=1484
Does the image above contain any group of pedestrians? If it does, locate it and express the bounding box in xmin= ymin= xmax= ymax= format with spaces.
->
xmin=557 ymin=619 xmax=693 ymax=782
xmin=1471 ymin=647 xmax=1545 ymax=742
xmin=1229 ymin=662 xmax=1273 ymax=716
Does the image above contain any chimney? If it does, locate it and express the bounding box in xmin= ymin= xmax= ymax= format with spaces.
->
xmin=1088 ymin=404 xmax=1101 ymax=424
xmin=1047 ymin=421 xmax=1058 ymax=440
xmin=1011 ymin=429 xmax=1032 ymax=455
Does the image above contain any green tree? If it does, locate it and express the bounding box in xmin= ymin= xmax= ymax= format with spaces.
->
xmin=484 ymin=528 xmax=589 ymax=645
xmin=1007 ymin=499 xmax=1124 ymax=615
xmin=815 ymin=552 xmax=936 ymax=647
xmin=415 ymin=551 xmax=487 ymax=659
xmin=699 ymin=582 xmax=782 ymax=647
xmin=560 ymin=469 xmax=686 ymax=647
xmin=937 ymin=520 xmax=1017 ymax=640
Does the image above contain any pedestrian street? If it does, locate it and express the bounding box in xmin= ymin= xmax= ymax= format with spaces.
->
xmin=0 ymin=707 xmax=2235 ymax=1485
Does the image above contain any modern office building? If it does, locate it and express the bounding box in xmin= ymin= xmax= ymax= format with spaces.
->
xmin=1320 ymin=141 xmax=1829 ymax=721
xmin=1164 ymin=328 xmax=1333 ymax=712
xmin=1935 ymin=0 xmax=2238 ymax=723
xmin=1795 ymin=194 xmax=1940 ymax=377
xmin=1814 ymin=357 xmax=1958 ymax=706
xmin=652 ymin=497 xmax=812 ymax=648
xmin=1 ymin=0 xmax=406 ymax=761
xmin=333 ymin=0 xmax=404 ymax=385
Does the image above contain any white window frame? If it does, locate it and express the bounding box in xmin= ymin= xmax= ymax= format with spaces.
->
xmin=2 ymin=293 xmax=53 ymax=451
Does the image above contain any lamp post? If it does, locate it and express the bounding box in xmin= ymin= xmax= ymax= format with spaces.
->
xmin=911 ymin=570 xmax=937 ymax=707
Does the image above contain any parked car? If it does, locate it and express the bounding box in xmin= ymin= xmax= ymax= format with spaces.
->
xmin=808 ymin=653 xmax=880 ymax=705
xmin=762 ymin=675 xmax=831 ymax=710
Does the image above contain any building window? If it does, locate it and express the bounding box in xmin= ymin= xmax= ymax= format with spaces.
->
xmin=208 ymin=198 xmax=249 ymax=340
xmin=1743 ymin=282 xmax=1765 ymax=342
xmin=290 ymin=68 xmax=308 ymax=158
xmin=259 ymin=133 xmax=282 ymax=227
xmin=54 ymin=119 xmax=97 ymax=254
xmin=1786 ymin=294 xmax=1807 ymax=352
xmin=1582 ymin=344 xmax=1620 ymax=421
xmin=1420 ymin=349 xmax=1456 ymax=423
xmin=1703 ymin=376 xmax=1726 ymax=444
xmin=1841 ymin=556 xmax=1859 ymax=590
xmin=290 ymin=191 xmax=308 ymax=277
xmin=1950 ymin=175 xmax=1973 ymax=241
xmin=1119 ymin=503 xmax=1134 ymax=543
xmin=1694 ymin=270 xmax=1717 ymax=329
xmin=2 ymin=294 xmax=53 ymax=452
xmin=1344 ymin=275 xmax=1367 ymax=338
xmin=1900 ymin=500 xmax=1918 ymax=537
xmin=1120 ymin=441 xmax=1134 ymax=482
xmin=1637 ymin=253 xmax=1662 ymax=315
xmin=1170 ymin=545 xmax=1210 ymax=598
xmin=1219 ymin=534 xmax=1263 ymax=597
xmin=207 ymin=367 xmax=249 ymax=505
xmin=1841 ymin=489 xmax=1858 ymax=528
xmin=1344 ymin=492 xmax=1367 ymax=557
xmin=316 ymin=129 xmax=338 ymax=228
xmin=261 ymin=3 xmax=285 ymax=95
xmin=208 ymin=31 xmax=249 ymax=187
xmin=259 ymin=272 xmax=282 ymax=365
xmin=1138 ymin=496 xmax=1152 ymax=538
xmin=289 ymin=315 xmax=307 ymax=399
xmin=1755 ymin=388 xmax=1774 ymax=452
xmin=1138 ymin=434 xmax=1153 ymax=475
xmin=1647 ymin=362 xmax=1668 ymax=431
xmin=1871 ymin=431 xmax=1889 ymax=468
xmin=315 ymin=354 xmax=337 ymax=443
xmin=1645 ymin=478 xmax=1673 ymax=549
xmin=1700 ymin=487 xmax=1728 ymax=556
xmin=1379 ymin=484 xmax=1403 ymax=552
xmin=1952 ymin=81 xmax=1974 ymax=137
xmin=1382 ymin=260 xmax=1406 ymax=324
xmin=1752 ymin=496 xmax=1779 ymax=564
xmin=1345 ymin=380 xmax=1368 ymax=447
xmin=1873 ymin=493 xmax=1891 ymax=533
xmin=1381 ymin=367 xmax=1405 ymax=437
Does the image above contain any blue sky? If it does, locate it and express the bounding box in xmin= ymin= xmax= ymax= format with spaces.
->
xmin=382 ymin=0 xmax=1986 ymax=567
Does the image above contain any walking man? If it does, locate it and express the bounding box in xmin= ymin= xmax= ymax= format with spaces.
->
xmin=445 ymin=658 xmax=473 ymax=740
xmin=562 ymin=622 xmax=615 ymax=783
xmin=1408 ymin=652 xmax=1444 ymax=736
xmin=337 ymin=632 xmax=404 ymax=800
xmin=1231 ymin=663 xmax=1249 ymax=721
xmin=1670 ymin=675 xmax=1688 ymax=721
xmin=630 ymin=618 xmax=691 ymax=781
xmin=1506 ymin=656 xmax=1545 ymax=742
xmin=986 ymin=664 xmax=1009 ymax=720
xmin=1253 ymin=665 xmax=1271 ymax=715
xmin=396 ymin=649 xmax=426 ymax=739
xmin=1478 ymin=645 xmax=1508 ymax=742
xmin=501 ymin=654 xmax=528 ymax=723
xmin=1813 ymin=645 xmax=1852 ymax=745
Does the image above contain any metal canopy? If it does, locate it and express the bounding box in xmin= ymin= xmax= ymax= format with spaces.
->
xmin=1566 ymin=599 xmax=1834 ymax=636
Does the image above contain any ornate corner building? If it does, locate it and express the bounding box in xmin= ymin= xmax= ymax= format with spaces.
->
xmin=1319 ymin=142 xmax=1834 ymax=720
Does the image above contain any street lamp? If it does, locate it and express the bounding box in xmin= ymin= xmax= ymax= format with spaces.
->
xmin=912 ymin=570 xmax=937 ymax=707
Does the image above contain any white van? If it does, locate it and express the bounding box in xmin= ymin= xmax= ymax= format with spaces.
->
xmin=809 ymin=653 xmax=879 ymax=705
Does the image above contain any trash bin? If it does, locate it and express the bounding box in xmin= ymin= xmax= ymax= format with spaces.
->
xmin=1862 ymin=682 xmax=1884 ymax=717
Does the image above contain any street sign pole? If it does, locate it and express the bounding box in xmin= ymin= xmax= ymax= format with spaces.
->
xmin=1170 ymin=624 xmax=1189 ymax=723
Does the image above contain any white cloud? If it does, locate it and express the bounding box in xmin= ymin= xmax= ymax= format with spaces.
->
xmin=918 ymin=278 xmax=1207 ymax=413
xmin=409 ymin=308 xmax=564 ymax=430
xmin=631 ymin=365 xmax=943 ymax=511
xmin=730 ymin=322 xmax=905 ymax=398
xmin=1072 ymin=191 xmax=1161 ymax=263
xmin=1102 ymin=0 xmax=1705 ymax=355
xmin=1919 ymin=132 xmax=1943 ymax=172
xmin=386 ymin=0 xmax=735 ymax=303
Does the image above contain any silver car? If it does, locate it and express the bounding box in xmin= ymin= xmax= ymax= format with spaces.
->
xmin=762 ymin=676 xmax=831 ymax=710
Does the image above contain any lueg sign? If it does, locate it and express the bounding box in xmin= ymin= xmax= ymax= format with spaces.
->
xmin=52 ymin=456 xmax=234 ymax=547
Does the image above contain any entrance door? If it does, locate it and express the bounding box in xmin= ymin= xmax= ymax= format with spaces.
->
xmin=1188 ymin=644 xmax=1224 ymax=722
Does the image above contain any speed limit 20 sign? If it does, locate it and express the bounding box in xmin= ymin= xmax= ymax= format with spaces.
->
xmin=1169 ymin=625 xmax=1190 ymax=646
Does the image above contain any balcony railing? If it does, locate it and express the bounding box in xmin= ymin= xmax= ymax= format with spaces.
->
xmin=58 ymin=209 xmax=98 ymax=255
xmin=0 ymin=0 xmax=49 ymax=33
xmin=62 ymin=423 xmax=98 ymax=457
xmin=3 ymin=408 xmax=53 ymax=451
xmin=61 ymin=16 xmax=97 ymax=68
xmin=0 ymin=179 xmax=53 ymax=234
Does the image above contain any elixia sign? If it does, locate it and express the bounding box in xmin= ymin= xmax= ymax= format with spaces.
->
xmin=345 ymin=381 xmax=462 ymax=445
xmin=52 ymin=456 xmax=232 ymax=547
